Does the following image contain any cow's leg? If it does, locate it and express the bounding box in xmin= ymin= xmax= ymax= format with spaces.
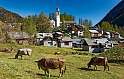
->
xmin=21 ymin=55 xmax=23 ymax=60
xmin=59 ymin=68 xmax=62 ymax=77
xmin=94 ymin=65 xmax=97 ymax=70
xmin=94 ymin=65 xmax=95 ymax=70
xmin=15 ymin=54 xmax=18 ymax=59
xmin=61 ymin=68 xmax=64 ymax=76
xmin=107 ymin=65 xmax=109 ymax=71
xmin=61 ymin=66 xmax=66 ymax=77
xmin=95 ymin=66 xmax=97 ymax=70
xmin=46 ymin=69 xmax=50 ymax=78
xmin=104 ymin=66 xmax=106 ymax=71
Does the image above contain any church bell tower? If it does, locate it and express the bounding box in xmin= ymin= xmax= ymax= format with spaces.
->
xmin=55 ymin=8 xmax=60 ymax=27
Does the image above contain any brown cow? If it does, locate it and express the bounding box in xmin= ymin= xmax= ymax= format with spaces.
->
xmin=35 ymin=58 xmax=66 ymax=77
xmin=87 ymin=57 xmax=109 ymax=71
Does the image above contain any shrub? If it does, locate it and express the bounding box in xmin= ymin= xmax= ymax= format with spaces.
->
xmin=100 ymin=46 xmax=124 ymax=63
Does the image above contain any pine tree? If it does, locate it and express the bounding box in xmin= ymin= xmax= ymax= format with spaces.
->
xmin=23 ymin=16 xmax=37 ymax=35
xmin=83 ymin=19 xmax=92 ymax=38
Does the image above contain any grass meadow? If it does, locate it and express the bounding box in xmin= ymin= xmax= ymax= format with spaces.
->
xmin=0 ymin=44 xmax=124 ymax=79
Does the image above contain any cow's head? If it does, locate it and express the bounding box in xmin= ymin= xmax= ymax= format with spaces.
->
xmin=87 ymin=62 xmax=91 ymax=69
xmin=35 ymin=58 xmax=46 ymax=70
xmin=87 ymin=57 xmax=96 ymax=69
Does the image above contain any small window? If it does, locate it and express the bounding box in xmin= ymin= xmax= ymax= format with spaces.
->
xmin=64 ymin=42 xmax=69 ymax=45
xmin=91 ymin=45 xmax=98 ymax=48
xmin=48 ymin=42 xmax=52 ymax=45
xmin=39 ymin=34 xmax=43 ymax=37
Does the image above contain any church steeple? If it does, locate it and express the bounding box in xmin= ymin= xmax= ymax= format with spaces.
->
xmin=56 ymin=8 xmax=60 ymax=12
xmin=55 ymin=7 xmax=60 ymax=27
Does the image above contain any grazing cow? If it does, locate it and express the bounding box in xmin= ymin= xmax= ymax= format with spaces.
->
xmin=87 ymin=57 xmax=109 ymax=71
xmin=15 ymin=48 xmax=32 ymax=59
xmin=35 ymin=58 xmax=66 ymax=77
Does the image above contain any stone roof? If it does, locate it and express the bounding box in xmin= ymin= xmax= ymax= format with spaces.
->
xmin=62 ymin=37 xmax=72 ymax=42
xmin=8 ymin=32 xmax=30 ymax=39
xmin=72 ymin=38 xmax=82 ymax=44
xmin=89 ymin=30 xmax=99 ymax=33
xmin=82 ymin=38 xmax=97 ymax=46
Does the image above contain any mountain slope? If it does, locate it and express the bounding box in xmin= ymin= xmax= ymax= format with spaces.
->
xmin=97 ymin=0 xmax=124 ymax=26
xmin=0 ymin=7 xmax=23 ymax=23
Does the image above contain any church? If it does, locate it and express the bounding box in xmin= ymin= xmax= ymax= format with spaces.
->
xmin=50 ymin=8 xmax=61 ymax=28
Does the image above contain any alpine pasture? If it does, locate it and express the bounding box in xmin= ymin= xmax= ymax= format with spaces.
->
xmin=0 ymin=44 xmax=123 ymax=79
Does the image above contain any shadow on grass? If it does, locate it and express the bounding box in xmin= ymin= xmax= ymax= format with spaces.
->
xmin=8 ymin=57 xmax=30 ymax=60
xmin=8 ymin=57 xmax=15 ymax=59
xmin=108 ymin=60 xmax=124 ymax=64
xmin=78 ymin=67 xmax=100 ymax=71
xmin=26 ymin=70 xmax=35 ymax=74
xmin=74 ymin=49 xmax=83 ymax=51
xmin=36 ymin=73 xmax=59 ymax=78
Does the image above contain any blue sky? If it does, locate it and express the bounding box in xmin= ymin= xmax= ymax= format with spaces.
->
xmin=0 ymin=0 xmax=120 ymax=25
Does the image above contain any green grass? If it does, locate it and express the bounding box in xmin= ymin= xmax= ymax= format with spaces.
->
xmin=0 ymin=43 xmax=124 ymax=79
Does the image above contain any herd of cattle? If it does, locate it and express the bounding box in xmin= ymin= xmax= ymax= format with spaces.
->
xmin=2 ymin=48 xmax=110 ymax=77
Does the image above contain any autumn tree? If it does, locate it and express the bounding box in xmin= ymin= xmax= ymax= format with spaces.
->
xmin=36 ymin=12 xmax=52 ymax=33
xmin=0 ymin=21 xmax=5 ymax=37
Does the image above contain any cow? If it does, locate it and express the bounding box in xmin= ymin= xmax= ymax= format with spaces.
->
xmin=15 ymin=48 xmax=32 ymax=59
xmin=87 ymin=57 xmax=109 ymax=71
xmin=35 ymin=58 xmax=66 ymax=77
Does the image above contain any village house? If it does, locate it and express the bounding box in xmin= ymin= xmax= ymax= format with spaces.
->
xmin=94 ymin=38 xmax=114 ymax=51
xmin=110 ymin=32 xmax=120 ymax=41
xmin=89 ymin=30 xmax=101 ymax=38
xmin=72 ymin=38 xmax=82 ymax=48
xmin=119 ymin=36 xmax=124 ymax=43
xmin=77 ymin=31 xmax=84 ymax=37
xmin=60 ymin=37 xmax=72 ymax=48
xmin=81 ymin=38 xmax=105 ymax=53
xmin=41 ymin=37 xmax=57 ymax=47
xmin=52 ymin=32 xmax=63 ymax=40
xmin=102 ymin=31 xmax=111 ymax=38
xmin=7 ymin=32 xmax=30 ymax=45
xmin=36 ymin=33 xmax=53 ymax=45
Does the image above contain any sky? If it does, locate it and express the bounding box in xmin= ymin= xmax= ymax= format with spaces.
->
xmin=0 ymin=0 xmax=121 ymax=25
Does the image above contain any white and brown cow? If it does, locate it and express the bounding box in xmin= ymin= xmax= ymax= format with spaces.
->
xmin=87 ymin=57 xmax=109 ymax=71
xmin=35 ymin=58 xmax=66 ymax=77
xmin=15 ymin=48 xmax=32 ymax=59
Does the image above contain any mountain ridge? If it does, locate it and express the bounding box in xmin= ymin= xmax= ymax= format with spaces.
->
xmin=0 ymin=7 xmax=23 ymax=23
xmin=97 ymin=0 xmax=124 ymax=27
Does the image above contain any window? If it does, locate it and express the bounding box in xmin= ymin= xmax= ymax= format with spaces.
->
xmin=64 ymin=42 xmax=69 ymax=45
xmin=48 ymin=42 xmax=52 ymax=45
xmin=39 ymin=34 xmax=43 ymax=37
